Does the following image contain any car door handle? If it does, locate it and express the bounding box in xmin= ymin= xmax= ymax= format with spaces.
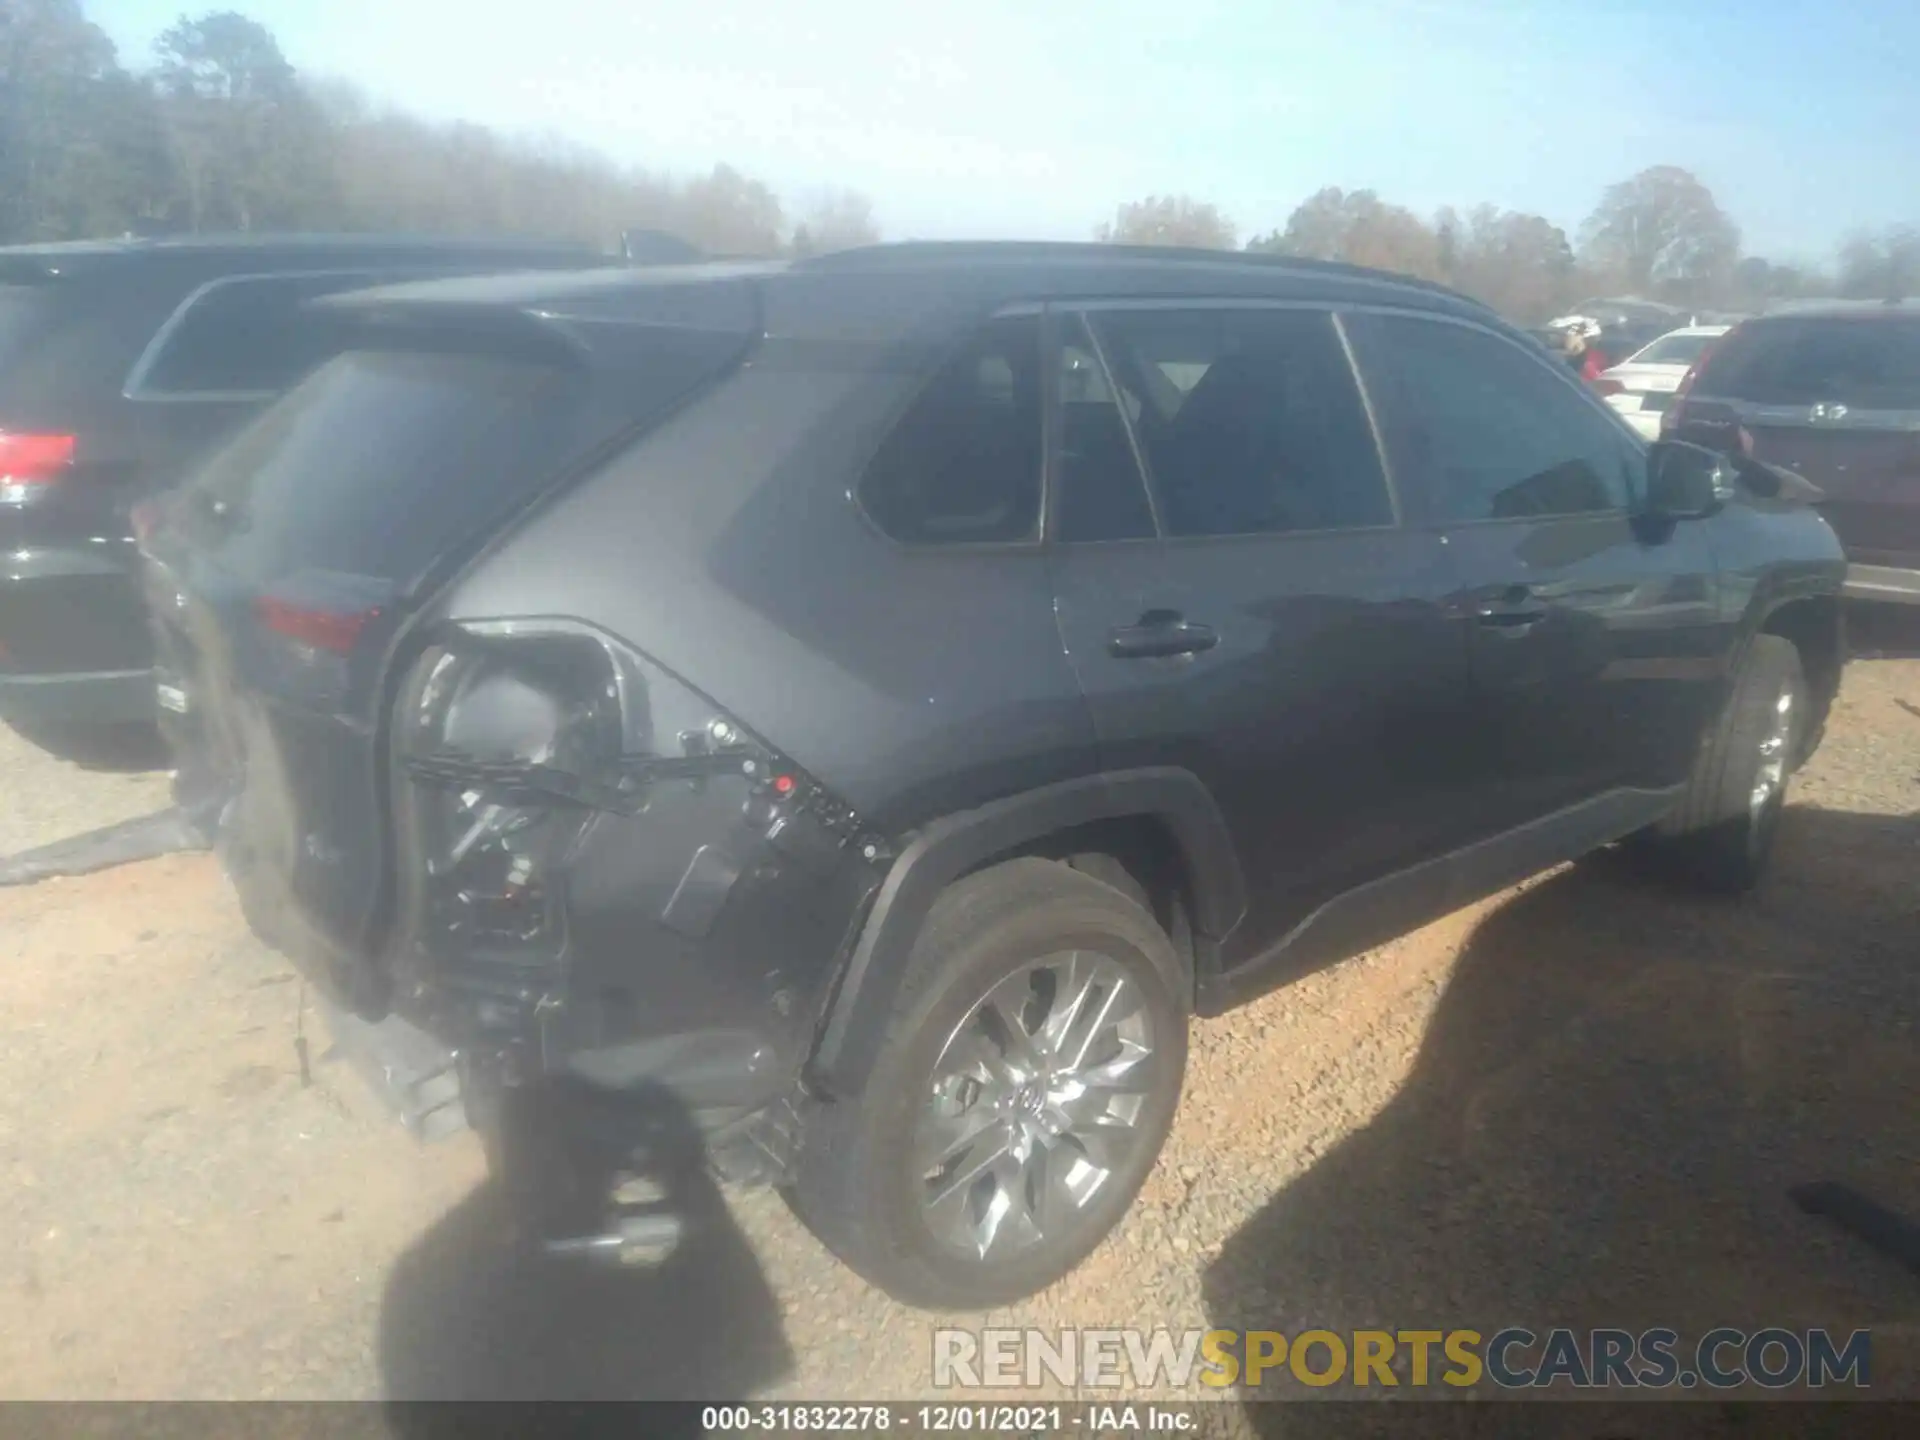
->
xmin=1108 ymin=612 xmax=1219 ymax=659
xmin=1474 ymin=585 xmax=1547 ymax=632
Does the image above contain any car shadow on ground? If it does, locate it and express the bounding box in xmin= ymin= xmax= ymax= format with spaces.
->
xmin=1847 ymin=602 xmax=1920 ymax=661
xmin=375 ymin=1079 xmax=791 ymax=1417
xmin=5 ymin=717 xmax=168 ymax=771
xmin=1202 ymin=803 xmax=1920 ymax=1433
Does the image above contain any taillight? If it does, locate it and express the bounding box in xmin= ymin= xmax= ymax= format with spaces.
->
xmin=254 ymin=597 xmax=382 ymax=656
xmin=1661 ymin=344 xmax=1717 ymax=436
xmin=390 ymin=620 xmax=885 ymax=969
xmin=0 ymin=432 xmax=76 ymax=502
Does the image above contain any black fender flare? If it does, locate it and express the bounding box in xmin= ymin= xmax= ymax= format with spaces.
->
xmin=1734 ymin=573 xmax=1847 ymax=757
xmin=807 ymin=767 xmax=1244 ymax=1097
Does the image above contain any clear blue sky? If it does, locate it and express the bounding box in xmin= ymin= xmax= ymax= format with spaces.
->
xmin=90 ymin=0 xmax=1919 ymax=262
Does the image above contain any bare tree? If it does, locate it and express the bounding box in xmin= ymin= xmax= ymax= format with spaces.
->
xmin=154 ymin=10 xmax=332 ymax=230
xmin=1248 ymin=187 xmax=1441 ymax=281
xmin=790 ymin=188 xmax=878 ymax=255
xmin=1 ymin=0 xmax=168 ymax=241
xmin=1444 ymin=205 xmax=1578 ymax=323
xmin=1837 ymin=226 xmax=1920 ymax=301
xmin=1580 ymin=165 xmax=1739 ymax=302
xmin=1097 ymin=195 xmax=1236 ymax=250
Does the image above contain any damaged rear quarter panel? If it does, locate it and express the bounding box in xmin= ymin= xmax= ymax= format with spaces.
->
xmin=419 ymin=324 xmax=1095 ymax=1093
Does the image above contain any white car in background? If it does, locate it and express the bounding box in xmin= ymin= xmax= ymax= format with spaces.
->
xmin=1596 ymin=325 xmax=1729 ymax=439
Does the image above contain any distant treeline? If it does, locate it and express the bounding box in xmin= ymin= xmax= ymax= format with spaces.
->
xmin=0 ymin=1 xmax=879 ymax=255
xmin=3 ymin=2 xmax=1915 ymax=321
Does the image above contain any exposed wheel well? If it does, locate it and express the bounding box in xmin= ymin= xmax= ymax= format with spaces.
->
xmin=1759 ymin=596 xmax=1843 ymax=763
xmin=957 ymin=815 xmax=1200 ymax=991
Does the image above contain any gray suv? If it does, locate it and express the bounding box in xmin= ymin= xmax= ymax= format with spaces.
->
xmin=141 ymin=244 xmax=1845 ymax=1308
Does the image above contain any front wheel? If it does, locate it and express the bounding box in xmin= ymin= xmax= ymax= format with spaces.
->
xmin=787 ymin=858 xmax=1188 ymax=1309
xmin=1644 ymin=634 xmax=1805 ymax=893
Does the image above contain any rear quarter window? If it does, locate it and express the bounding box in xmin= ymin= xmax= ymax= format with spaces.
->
xmin=857 ymin=314 xmax=1043 ymax=545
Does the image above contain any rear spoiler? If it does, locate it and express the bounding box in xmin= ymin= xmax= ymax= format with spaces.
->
xmin=310 ymin=270 xmax=765 ymax=371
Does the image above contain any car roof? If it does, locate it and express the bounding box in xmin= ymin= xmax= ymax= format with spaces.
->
xmin=0 ymin=233 xmax=603 ymax=282
xmin=320 ymin=240 xmax=1497 ymax=346
xmin=1745 ymin=299 xmax=1920 ymax=323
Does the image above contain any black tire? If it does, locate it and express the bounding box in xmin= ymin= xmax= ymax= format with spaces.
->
xmin=786 ymin=857 xmax=1188 ymax=1309
xmin=1645 ymin=634 xmax=1805 ymax=893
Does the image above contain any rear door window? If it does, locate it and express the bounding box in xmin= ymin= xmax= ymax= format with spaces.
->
xmin=858 ymin=314 xmax=1042 ymax=545
xmin=1705 ymin=318 xmax=1920 ymax=410
xmin=1087 ymin=307 xmax=1394 ymax=538
xmin=128 ymin=273 xmax=389 ymax=399
xmin=186 ymin=348 xmax=578 ymax=582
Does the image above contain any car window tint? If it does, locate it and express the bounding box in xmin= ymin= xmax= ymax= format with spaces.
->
xmin=1707 ymin=318 xmax=1920 ymax=410
xmin=859 ymin=314 xmax=1042 ymax=545
xmin=135 ymin=274 xmax=377 ymax=397
xmin=1087 ymin=307 xmax=1391 ymax=539
xmin=1054 ymin=318 xmax=1156 ymax=542
xmin=1361 ymin=314 xmax=1635 ymax=523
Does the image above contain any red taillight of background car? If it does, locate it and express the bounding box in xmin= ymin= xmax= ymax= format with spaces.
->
xmin=254 ymin=596 xmax=382 ymax=655
xmin=0 ymin=432 xmax=76 ymax=499
xmin=1661 ymin=343 xmax=1719 ymax=436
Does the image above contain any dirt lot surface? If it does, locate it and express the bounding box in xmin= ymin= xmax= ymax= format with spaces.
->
xmin=2 ymin=642 xmax=1917 ymax=1411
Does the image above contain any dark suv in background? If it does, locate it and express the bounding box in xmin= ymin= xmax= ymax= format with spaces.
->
xmin=0 ymin=234 xmax=609 ymax=732
xmin=1665 ymin=301 xmax=1920 ymax=603
xmin=142 ymin=244 xmax=1844 ymax=1308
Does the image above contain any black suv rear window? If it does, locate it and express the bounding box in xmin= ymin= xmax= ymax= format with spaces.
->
xmin=0 ymin=280 xmax=187 ymax=426
xmin=1707 ymin=318 xmax=1920 ymax=410
xmin=187 ymin=348 xmax=576 ymax=582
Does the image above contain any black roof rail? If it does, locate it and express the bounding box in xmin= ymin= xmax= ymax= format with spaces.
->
xmin=794 ymin=240 xmax=1488 ymax=309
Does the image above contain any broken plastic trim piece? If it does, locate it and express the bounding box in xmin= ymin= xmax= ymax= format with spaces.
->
xmin=402 ymin=747 xmax=757 ymax=815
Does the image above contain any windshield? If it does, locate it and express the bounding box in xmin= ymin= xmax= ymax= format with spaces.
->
xmin=1626 ymin=332 xmax=1720 ymax=367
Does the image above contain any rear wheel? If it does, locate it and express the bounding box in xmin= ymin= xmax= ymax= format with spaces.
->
xmin=787 ymin=858 xmax=1187 ymax=1309
xmin=1644 ymin=634 xmax=1805 ymax=892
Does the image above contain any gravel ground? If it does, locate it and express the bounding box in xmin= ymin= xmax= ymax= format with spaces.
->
xmin=0 ymin=722 xmax=171 ymax=859
xmin=1 ymin=644 xmax=1916 ymax=1413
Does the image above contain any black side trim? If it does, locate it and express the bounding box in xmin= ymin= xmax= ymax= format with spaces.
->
xmin=808 ymin=767 xmax=1243 ymax=1095
xmin=1199 ymin=785 xmax=1683 ymax=1015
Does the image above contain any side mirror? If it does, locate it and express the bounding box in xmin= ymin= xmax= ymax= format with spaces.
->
xmin=1644 ymin=439 xmax=1732 ymax=521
